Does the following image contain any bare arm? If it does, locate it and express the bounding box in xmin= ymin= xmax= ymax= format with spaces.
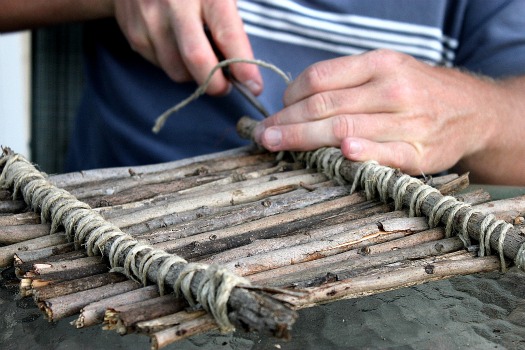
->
xmin=253 ymin=49 xmax=525 ymax=185
xmin=0 ymin=0 xmax=113 ymax=32
xmin=454 ymin=76 xmax=525 ymax=185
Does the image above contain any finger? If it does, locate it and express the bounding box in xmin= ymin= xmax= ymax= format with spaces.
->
xmin=168 ymin=1 xmax=229 ymax=95
xmin=259 ymin=120 xmax=339 ymax=152
xmin=283 ymin=54 xmax=374 ymax=106
xmin=204 ymin=0 xmax=263 ymax=95
xmin=283 ymin=49 xmax=406 ymax=106
xmin=264 ymin=83 xmax=396 ymax=127
xmin=341 ymin=137 xmax=427 ymax=175
xmin=142 ymin=6 xmax=192 ymax=82
xmin=114 ymin=2 xmax=159 ymax=67
xmin=256 ymin=112 xmax=420 ymax=151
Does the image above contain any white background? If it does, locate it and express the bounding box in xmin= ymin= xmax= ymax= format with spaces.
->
xmin=0 ymin=31 xmax=31 ymax=158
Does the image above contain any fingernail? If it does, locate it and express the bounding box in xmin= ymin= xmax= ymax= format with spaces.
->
xmin=244 ymin=80 xmax=262 ymax=95
xmin=347 ymin=140 xmax=363 ymax=155
xmin=264 ymin=127 xmax=282 ymax=147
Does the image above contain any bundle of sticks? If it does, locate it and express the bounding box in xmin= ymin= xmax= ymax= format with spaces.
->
xmin=1 ymin=133 xmax=525 ymax=348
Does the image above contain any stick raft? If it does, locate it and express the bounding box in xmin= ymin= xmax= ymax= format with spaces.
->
xmin=1 ymin=143 xmax=525 ymax=349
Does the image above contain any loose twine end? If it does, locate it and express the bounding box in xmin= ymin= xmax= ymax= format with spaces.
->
xmin=152 ymin=58 xmax=292 ymax=134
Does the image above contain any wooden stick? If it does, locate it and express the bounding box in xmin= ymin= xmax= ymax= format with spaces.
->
xmin=0 ymin=223 xmax=50 ymax=244
xmin=336 ymin=157 xmax=525 ymax=264
xmin=32 ymin=272 xmax=128 ymax=302
xmin=108 ymin=170 xmax=327 ymax=228
xmin=197 ymin=202 xmax=396 ymax=265
xmin=247 ymin=227 xmax=446 ymax=285
xmin=0 ymin=211 xmax=40 ymax=226
xmin=276 ymin=255 xmax=500 ymax=309
xmin=2 ymin=149 xmax=299 ymax=339
xmin=20 ymin=263 xmax=110 ymax=297
xmin=177 ymin=161 xmax=302 ymax=195
xmin=135 ymin=309 xmax=207 ymax=335
xmin=67 ymin=153 xmax=276 ymax=200
xmin=49 ymin=145 xmax=258 ymax=188
xmin=82 ymin=173 xmax=225 ymax=208
xmin=0 ymin=233 xmax=68 ymax=267
xmin=103 ymin=294 xmax=187 ymax=335
xmin=15 ymin=250 xmax=87 ymax=276
xmin=238 ymin=116 xmax=525 ymax=263
xmin=150 ymin=192 xmax=369 ymax=252
xmin=216 ymin=212 xmax=412 ymax=276
xmin=259 ymin=237 xmax=466 ymax=289
xmin=432 ymin=172 xmax=470 ymax=195
xmin=150 ymin=314 xmax=217 ymax=350
xmin=38 ymin=280 xmax=141 ymax=321
xmin=13 ymin=243 xmax=76 ymax=266
xmin=128 ymin=182 xmax=347 ymax=236
xmin=74 ymin=285 xmax=159 ymax=328
xmin=231 ymin=189 xmax=492 ymax=282
xmin=473 ymin=194 xmax=525 ymax=219
xmin=26 ymin=256 xmax=104 ymax=275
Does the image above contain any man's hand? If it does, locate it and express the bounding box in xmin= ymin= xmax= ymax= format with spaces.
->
xmin=113 ymin=0 xmax=262 ymax=95
xmin=254 ymin=49 xmax=504 ymax=177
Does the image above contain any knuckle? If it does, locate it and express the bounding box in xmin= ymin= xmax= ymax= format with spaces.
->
xmin=302 ymin=63 xmax=327 ymax=91
xmin=306 ymin=93 xmax=331 ymax=118
xmin=167 ymin=68 xmax=192 ymax=83
xmin=180 ymin=43 xmax=208 ymax=67
xmin=331 ymin=115 xmax=355 ymax=141
xmin=367 ymin=49 xmax=410 ymax=75
xmin=126 ymin=31 xmax=151 ymax=54
xmin=383 ymin=78 xmax=413 ymax=105
xmin=213 ymin=26 xmax=240 ymax=46
xmin=401 ymin=143 xmax=425 ymax=174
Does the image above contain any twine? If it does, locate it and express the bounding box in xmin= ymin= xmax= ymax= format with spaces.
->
xmin=294 ymin=151 xmax=524 ymax=272
xmin=152 ymin=58 xmax=291 ymax=133
xmin=0 ymin=150 xmax=251 ymax=332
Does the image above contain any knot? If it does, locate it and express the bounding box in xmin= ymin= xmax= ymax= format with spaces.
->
xmin=478 ymin=214 xmax=513 ymax=272
xmin=428 ymin=196 xmax=472 ymax=238
xmin=197 ymin=265 xmax=251 ymax=332
xmin=297 ymin=147 xmax=347 ymax=185
xmin=408 ymin=184 xmax=440 ymax=217
xmin=172 ymin=263 xmax=251 ymax=332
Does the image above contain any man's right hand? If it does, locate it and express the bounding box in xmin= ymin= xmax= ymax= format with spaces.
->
xmin=113 ymin=0 xmax=263 ymax=95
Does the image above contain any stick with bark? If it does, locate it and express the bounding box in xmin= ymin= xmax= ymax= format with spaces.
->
xmin=49 ymin=145 xmax=258 ymax=189
xmin=39 ymin=280 xmax=141 ymax=321
xmin=276 ymin=254 xmax=500 ymax=309
xmin=130 ymin=182 xmax=349 ymax=237
xmin=104 ymin=294 xmax=188 ymax=335
xmin=74 ymin=285 xmax=159 ymax=328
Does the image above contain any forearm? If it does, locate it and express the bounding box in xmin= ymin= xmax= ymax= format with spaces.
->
xmin=0 ymin=0 xmax=114 ymax=32
xmin=455 ymin=76 xmax=525 ymax=185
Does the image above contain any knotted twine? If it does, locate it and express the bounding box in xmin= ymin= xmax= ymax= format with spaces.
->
xmin=291 ymin=147 xmax=525 ymax=272
xmin=0 ymin=150 xmax=250 ymax=332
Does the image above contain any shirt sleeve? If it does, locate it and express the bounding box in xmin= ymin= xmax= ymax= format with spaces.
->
xmin=454 ymin=0 xmax=525 ymax=78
